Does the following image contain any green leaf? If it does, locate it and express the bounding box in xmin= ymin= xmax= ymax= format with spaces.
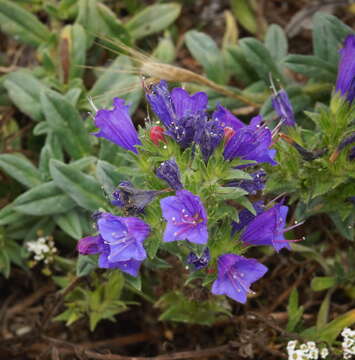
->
xmin=224 ymin=169 xmax=253 ymax=181
xmin=0 ymin=153 xmax=42 ymax=188
xmin=4 ymin=70 xmax=48 ymax=122
xmin=264 ymin=24 xmax=288 ymax=63
xmin=153 ymin=31 xmax=176 ymax=64
xmin=50 ymin=160 xmax=107 ymax=211
xmin=239 ymin=37 xmax=284 ymax=83
xmin=313 ymin=13 xmax=354 ymax=64
xmin=287 ymin=288 xmax=304 ymax=332
xmin=0 ymin=0 xmax=51 ymax=46
xmin=89 ymin=55 xmax=142 ymax=110
xmin=96 ymin=3 xmax=131 ymax=45
xmin=76 ymin=254 xmax=97 ymax=277
xmin=216 ymin=186 xmax=248 ymax=200
xmin=226 ymin=45 xmax=259 ymax=85
xmin=126 ymin=3 xmax=181 ymax=40
xmin=13 ymin=181 xmax=76 ymax=216
xmin=76 ymin=0 xmax=131 ymax=46
xmin=311 ymin=276 xmax=336 ymax=292
xmin=25 ymin=217 xmax=56 ymax=242
xmin=41 ymin=90 xmax=91 ymax=159
xmin=231 ymin=0 xmax=257 ymax=34
xmin=55 ymin=209 xmax=83 ymax=240
xmin=317 ymin=309 xmax=355 ymax=344
xmin=317 ymin=290 xmax=333 ymax=330
xmin=95 ymin=160 xmax=122 ymax=195
xmin=0 ymin=250 xmax=10 ymax=278
xmin=284 ymin=55 xmax=337 ymax=82
xmin=0 ymin=205 xmax=25 ymax=226
xmin=185 ymin=30 xmax=228 ymax=84
xmin=124 ymin=273 xmax=141 ymax=291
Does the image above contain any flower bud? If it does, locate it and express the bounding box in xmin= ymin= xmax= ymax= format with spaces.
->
xmin=77 ymin=236 xmax=101 ymax=255
xmin=223 ymin=127 xmax=236 ymax=143
xmin=150 ymin=126 xmax=165 ymax=145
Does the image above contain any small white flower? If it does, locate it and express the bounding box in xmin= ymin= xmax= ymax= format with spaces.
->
xmin=291 ymin=349 xmax=306 ymax=360
xmin=308 ymin=348 xmax=319 ymax=359
xmin=288 ymin=341 xmax=298 ymax=351
xmin=320 ymin=347 xmax=329 ymax=359
xmin=300 ymin=344 xmax=308 ymax=351
xmin=307 ymin=342 xmax=316 ymax=350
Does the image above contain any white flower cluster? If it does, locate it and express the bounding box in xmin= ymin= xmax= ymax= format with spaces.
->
xmin=342 ymin=328 xmax=355 ymax=359
xmin=26 ymin=236 xmax=57 ymax=264
xmin=287 ymin=340 xmax=329 ymax=360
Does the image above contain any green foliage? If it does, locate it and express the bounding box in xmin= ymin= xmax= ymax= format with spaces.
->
xmin=0 ymin=0 xmax=51 ymax=45
xmin=156 ymin=291 xmax=231 ymax=325
xmin=55 ymin=272 xmax=128 ymax=330
xmin=126 ymin=3 xmax=181 ymax=40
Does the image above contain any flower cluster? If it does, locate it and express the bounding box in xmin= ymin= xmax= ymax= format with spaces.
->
xmin=286 ymin=341 xmax=329 ymax=360
xmin=78 ymin=79 xmax=301 ymax=304
xmin=342 ymin=328 xmax=355 ymax=359
xmin=26 ymin=236 xmax=57 ymax=264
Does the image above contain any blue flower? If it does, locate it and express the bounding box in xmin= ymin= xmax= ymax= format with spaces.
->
xmin=232 ymin=200 xmax=264 ymax=234
xmin=240 ymin=203 xmax=291 ymax=252
xmin=160 ymin=190 xmax=208 ymax=244
xmin=77 ymin=234 xmax=144 ymax=277
xmin=147 ymin=81 xmax=208 ymax=148
xmin=187 ymin=248 xmax=210 ymax=270
xmin=211 ymin=254 xmax=268 ymax=303
xmin=212 ymin=104 xmax=245 ymax=131
xmin=272 ymin=89 xmax=295 ymax=126
xmin=223 ymin=115 xmax=277 ymax=166
xmin=194 ymin=118 xmax=224 ymax=162
xmin=146 ymin=81 xmax=208 ymax=127
xmin=97 ymin=213 xmax=150 ymax=262
xmin=93 ymin=98 xmax=141 ymax=153
xmin=156 ymin=159 xmax=183 ymax=190
xmin=335 ymin=34 xmax=355 ymax=103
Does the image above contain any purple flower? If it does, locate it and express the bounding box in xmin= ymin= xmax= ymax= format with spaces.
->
xmin=211 ymin=254 xmax=268 ymax=303
xmin=77 ymin=235 xmax=143 ymax=277
xmin=93 ymin=98 xmax=141 ymax=153
xmin=225 ymin=169 xmax=266 ymax=194
xmin=112 ymin=181 xmax=161 ymax=214
xmin=212 ymin=105 xmax=245 ymax=131
xmin=187 ymin=248 xmax=210 ymax=270
xmin=147 ymin=81 xmax=208 ymax=148
xmin=156 ymin=159 xmax=183 ymax=190
xmin=240 ymin=203 xmax=291 ymax=252
xmin=146 ymin=81 xmax=208 ymax=127
xmin=223 ymin=115 xmax=277 ymax=166
xmin=194 ymin=118 xmax=224 ymax=162
xmin=232 ymin=201 xmax=264 ymax=234
xmin=97 ymin=213 xmax=150 ymax=262
xmin=160 ymin=190 xmax=208 ymax=244
xmin=335 ymin=34 xmax=355 ymax=103
xmin=272 ymin=89 xmax=295 ymax=126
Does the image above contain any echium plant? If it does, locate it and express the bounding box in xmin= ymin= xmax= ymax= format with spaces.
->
xmin=78 ymin=79 xmax=301 ymax=306
xmin=267 ymin=34 xmax=355 ymax=240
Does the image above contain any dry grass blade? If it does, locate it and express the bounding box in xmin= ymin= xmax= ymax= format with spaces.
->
xmin=93 ymin=34 xmax=260 ymax=108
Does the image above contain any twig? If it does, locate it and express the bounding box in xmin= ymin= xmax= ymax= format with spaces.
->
xmin=41 ymin=276 xmax=82 ymax=331
xmin=42 ymin=336 xmax=235 ymax=360
xmin=7 ymin=282 xmax=54 ymax=317
xmin=247 ymin=312 xmax=305 ymax=342
xmin=267 ymin=265 xmax=316 ymax=313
